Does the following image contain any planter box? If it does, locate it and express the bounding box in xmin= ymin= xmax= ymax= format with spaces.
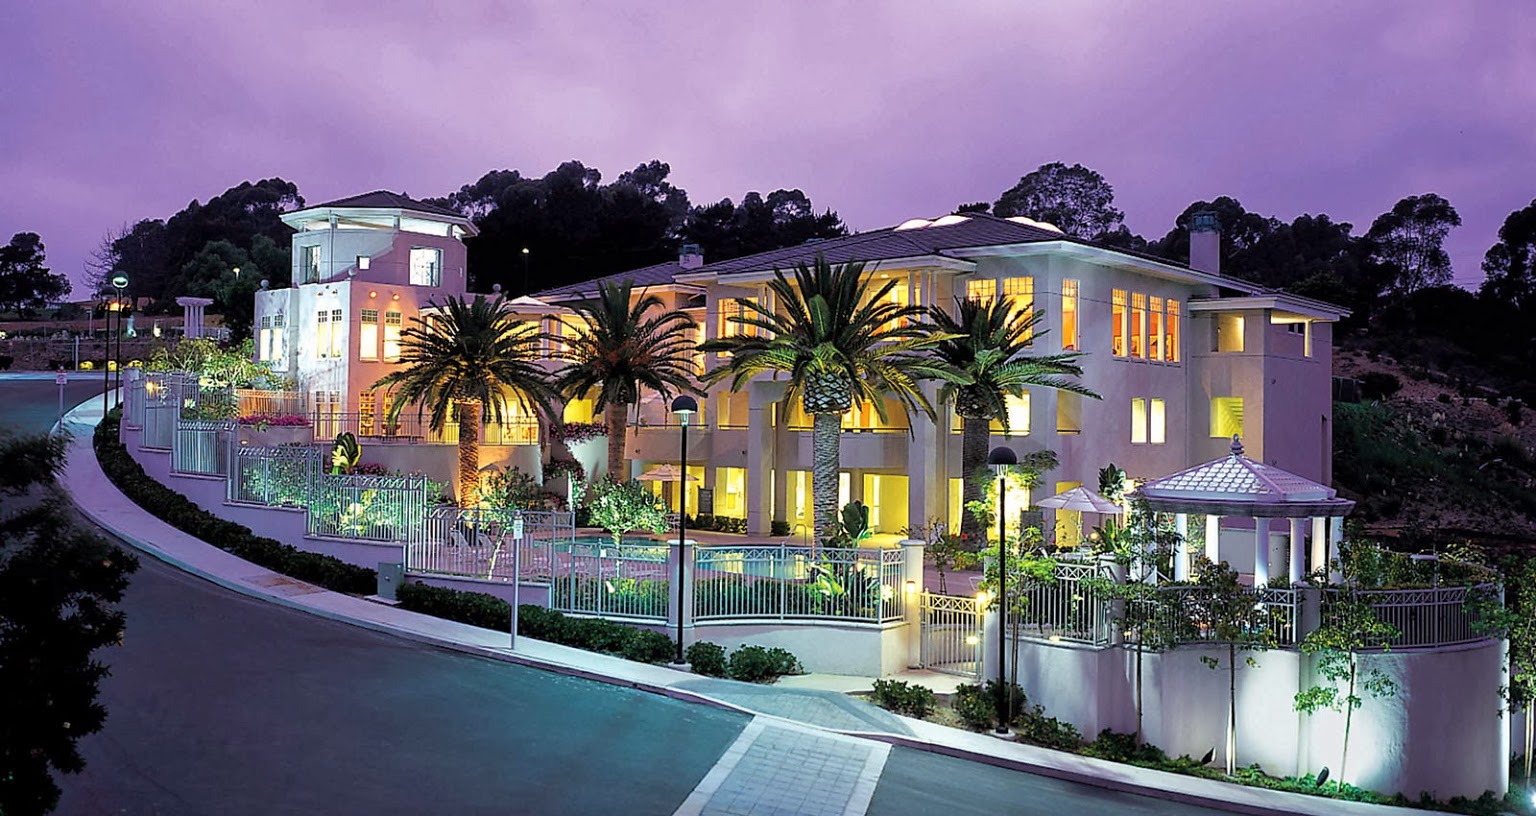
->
xmin=238 ymin=425 xmax=314 ymax=448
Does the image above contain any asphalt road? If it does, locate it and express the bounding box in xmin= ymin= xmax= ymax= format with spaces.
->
xmin=2 ymin=376 xmax=1238 ymax=816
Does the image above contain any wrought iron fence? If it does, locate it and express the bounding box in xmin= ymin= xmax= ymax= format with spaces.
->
xmin=123 ymin=370 xmax=146 ymax=429
xmin=920 ymin=591 xmax=982 ymax=679
xmin=306 ymin=472 xmax=428 ymax=543
xmin=692 ymin=545 xmax=906 ymax=623
xmin=1325 ymin=583 xmax=1495 ymax=649
xmin=308 ymin=411 xmax=539 ymax=445
xmin=236 ymin=388 xmax=306 ymax=417
xmin=142 ymin=373 xmax=193 ymax=449
xmin=550 ymin=540 xmax=670 ymax=621
xmin=172 ymin=419 xmax=234 ymax=476
xmin=228 ymin=444 xmax=324 ymax=507
xmin=411 ymin=507 xmax=575 ymax=583
xmin=1146 ymin=585 xmax=1299 ymax=647
xmin=1013 ymin=560 xmax=1113 ymax=646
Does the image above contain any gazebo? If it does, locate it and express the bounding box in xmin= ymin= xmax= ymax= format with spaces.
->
xmin=1133 ymin=436 xmax=1354 ymax=584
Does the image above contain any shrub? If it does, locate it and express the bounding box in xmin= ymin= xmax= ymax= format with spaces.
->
xmin=1357 ymin=372 xmax=1401 ymax=401
xmin=1082 ymin=730 xmax=1168 ymax=764
xmin=953 ymin=683 xmax=997 ymax=730
xmin=1015 ymin=703 xmax=1082 ymax=751
xmin=870 ymin=679 xmax=936 ymax=719
xmin=685 ymin=641 xmax=728 ymax=677
xmin=1506 ymin=398 xmax=1525 ymax=427
xmin=727 ymin=645 xmax=803 ymax=683
xmin=622 ymin=629 xmax=677 ymax=664
xmin=770 ymin=519 xmax=790 ymax=537
xmin=398 ymin=583 xmax=512 ymax=631
xmin=0 ymin=354 xmax=12 ymax=370
xmin=1435 ymin=392 xmax=1452 ymax=404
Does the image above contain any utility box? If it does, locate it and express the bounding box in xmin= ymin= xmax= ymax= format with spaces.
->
xmin=377 ymin=562 xmax=404 ymax=601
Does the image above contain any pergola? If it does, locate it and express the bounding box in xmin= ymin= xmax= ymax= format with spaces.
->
xmin=1133 ymin=436 xmax=1354 ymax=584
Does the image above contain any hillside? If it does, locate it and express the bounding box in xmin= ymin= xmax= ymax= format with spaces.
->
xmin=1333 ymin=348 xmax=1536 ymax=553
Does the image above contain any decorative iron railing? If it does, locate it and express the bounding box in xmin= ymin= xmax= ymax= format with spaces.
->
xmin=1325 ymin=583 xmax=1495 ymax=649
xmin=236 ymin=388 xmax=306 ymax=417
xmin=308 ymin=412 xmax=539 ymax=445
xmin=172 ymin=419 xmax=234 ymax=476
xmin=411 ymin=507 xmax=576 ymax=583
xmin=1014 ymin=560 xmax=1112 ymax=646
xmin=550 ymin=540 xmax=670 ymax=621
xmin=306 ymin=472 xmax=428 ymax=544
xmin=693 ymin=545 xmax=906 ymax=623
xmin=228 ymin=445 xmax=325 ymax=507
xmin=920 ymin=591 xmax=982 ymax=679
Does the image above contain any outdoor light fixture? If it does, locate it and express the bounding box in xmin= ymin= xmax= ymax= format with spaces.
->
xmin=905 ymin=580 xmax=917 ymax=596
xmin=988 ymin=445 xmax=1017 ymax=734
xmin=670 ymin=394 xmax=699 ymax=665
xmin=104 ymin=274 xmax=129 ymax=413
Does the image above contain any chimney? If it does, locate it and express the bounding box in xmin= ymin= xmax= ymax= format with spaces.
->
xmin=679 ymin=243 xmax=704 ymax=270
xmin=1188 ymin=210 xmax=1221 ymax=275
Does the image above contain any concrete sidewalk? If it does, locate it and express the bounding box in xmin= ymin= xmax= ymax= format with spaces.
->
xmin=57 ymin=397 xmax=1422 ymax=816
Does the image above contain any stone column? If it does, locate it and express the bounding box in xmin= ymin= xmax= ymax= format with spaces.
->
xmin=745 ymin=381 xmax=782 ymax=535
xmin=901 ymin=538 xmax=925 ymax=668
xmin=1328 ymin=516 xmax=1345 ymax=583
xmin=1289 ymin=517 xmax=1305 ymax=585
xmin=1174 ymin=513 xmax=1190 ymax=580
xmin=1253 ymin=517 xmax=1270 ymax=586
xmin=907 ymin=382 xmax=944 ymax=532
xmin=1205 ymin=514 xmax=1221 ymax=566
xmin=668 ymin=537 xmax=696 ymax=651
xmin=1310 ymin=516 xmax=1327 ymax=578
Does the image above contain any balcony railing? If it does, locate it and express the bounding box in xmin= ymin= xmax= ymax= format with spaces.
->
xmin=308 ymin=412 xmax=539 ymax=445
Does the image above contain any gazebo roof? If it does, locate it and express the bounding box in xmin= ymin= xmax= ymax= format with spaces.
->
xmin=1134 ymin=437 xmax=1354 ymax=518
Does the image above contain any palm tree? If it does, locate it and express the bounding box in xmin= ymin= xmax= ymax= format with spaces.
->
xmin=929 ymin=296 xmax=1099 ymax=540
xmin=372 ymin=295 xmax=558 ymax=507
xmin=702 ymin=255 xmax=964 ymax=538
xmin=556 ymin=280 xmax=698 ymax=482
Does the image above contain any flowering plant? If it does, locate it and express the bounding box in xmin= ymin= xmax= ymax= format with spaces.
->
xmin=238 ymin=413 xmax=312 ymax=430
xmin=549 ymin=421 xmax=608 ymax=444
xmin=542 ymin=458 xmax=586 ymax=483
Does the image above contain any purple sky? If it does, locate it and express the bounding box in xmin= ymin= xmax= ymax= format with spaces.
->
xmin=5 ymin=1 xmax=1533 ymax=294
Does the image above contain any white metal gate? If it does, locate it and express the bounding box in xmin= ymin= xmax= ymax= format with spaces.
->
xmin=919 ymin=592 xmax=982 ymax=679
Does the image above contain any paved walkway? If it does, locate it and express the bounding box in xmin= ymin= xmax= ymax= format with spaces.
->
xmin=55 ymin=395 xmax=1424 ymax=816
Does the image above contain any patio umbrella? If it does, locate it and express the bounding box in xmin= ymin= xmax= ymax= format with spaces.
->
xmin=1034 ymin=486 xmax=1123 ymax=514
xmin=637 ymin=463 xmax=698 ymax=482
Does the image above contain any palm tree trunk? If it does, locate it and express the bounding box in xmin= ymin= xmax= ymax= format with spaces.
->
xmin=812 ymin=411 xmax=841 ymax=538
xmin=605 ymin=401 xmax=628 ymax=482
xmin=458 ymin=400 xmax=482 ymax=507
xmin=960 ymin=416 xmax=990 ymax=540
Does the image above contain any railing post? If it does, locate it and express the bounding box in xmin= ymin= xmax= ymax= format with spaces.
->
xmin=1297 ymin=584 xmax=1321 ymax=645
xmin=669 ymin=537 xmax=695 ymax=653
xmin=901 ymin=538 xmax=925 ymax=668
xmin=1102 ymin=554 xmax=1125 ymax=647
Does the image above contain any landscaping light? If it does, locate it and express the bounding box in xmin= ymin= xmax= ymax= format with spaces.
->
xmin=905 ymin=580 xmax=917 ymax=596
xmin=975 ymin=590 xmax=990 ymax=606
xmin=965 ymin=634 xmax=979 ymax=646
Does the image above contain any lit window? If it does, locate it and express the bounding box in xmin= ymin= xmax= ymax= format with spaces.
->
xmin=384 ymin=311 xmax=402 ymax=361
xmin=359 ymin=392 xmax=376 ymax=436
xmin=1111 ymin=290 xmax=1127 ymax=356
xmin=1056 ymin=392 xmax=1082 ymax=434
xmin=359 ymin=309 xmax=379 ymax=360
xmin=1215 ymin=314 xmax=1245 ymax=353
xmin=316 ymin=309 xmax=331 ymax=359
xmin=719 ymin=298 xmax=759 ymax=339
xmin=1150 ymin=399 xmax=1166 ymax=444
xmin=409 ymin=247 xmax=442 ymax=287
xmin=693 ymin=324 xmax=706 ymax=375
xmin=1061 ymin=279 xmax=1079 ymax=351
xmin=1130 ymin=293 xmax=1146 ymax=358
xmin=966 ymin=278 xmax=997 ymax=304
xmin=1166 ymin=301 xmax=1180 ymax=363
xmin=1131 ymin=398 xmax=1148 ymax=444
xmin=989 ymin=393 xmax=1031 ymax=437
xmin=258 ymin=316 xmax=272 ymax=361
xmin=542 ymin=316 xmax=562 ymax=355
xmin=357 ymin=255 xmax=371 ymax=271
xmin=329 ymin=308 xmax=344 ymax=358
xmin=1210 ymin=397 xmax=1244 ymax=439
xmin=271 ymin=313 xmax=286 ymax=369
xmin=1004 ymin=276 xmax=1034 ymax=344
xmin=1149 ymin=297 xmax=1164 ymax=361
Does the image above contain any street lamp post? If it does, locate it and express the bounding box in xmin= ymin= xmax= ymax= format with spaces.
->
xmin=988 ymin=445 xmax=1017 ymax=734
xmin=670 ymin=394 xmax=698 ymax=665
xmin=111 ymin=274 xmax=128 ymax=404
xmin=521 ymin=248 xmax=530 ymax=294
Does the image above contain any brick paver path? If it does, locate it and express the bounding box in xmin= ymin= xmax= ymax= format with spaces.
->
xmin=674 ymin=718 xmax=891 ymax=816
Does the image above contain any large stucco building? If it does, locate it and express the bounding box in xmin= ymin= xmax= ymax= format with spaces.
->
xmin=254 ymin=192 xmax=1346 ymax=549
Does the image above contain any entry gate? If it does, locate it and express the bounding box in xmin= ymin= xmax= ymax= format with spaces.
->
xmin=918 ymin=591 xmax=982 ymax=679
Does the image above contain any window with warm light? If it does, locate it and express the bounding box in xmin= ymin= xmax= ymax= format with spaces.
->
xmin=384 ymin=311 xmax=402 ymax=361
xmin=1150 ymin=399 xmax=1166 ymax=444
xmin=1130 ymin=293 xmax=1147 ymax=358
xmin=1215 ymin=314 xmax=1245 ymax=352
xmin=1004 ymin=276 xmax=1034 ymax=343
xmin=989 ymin=393 xmax=1031 ymax=437
xmin=1131 ymin=398 xmax=1148 ymax=444
xmin=328 ymin=308 xmax=344 ymax=358
xmin=359 ymin=392 xmax=376 ymax=436
xmin=408 ymin=247 xmax=442 ymax=287
xmin=1061 ymin=279 xmax=1079 ymax=351
xmin=1111 ymin=289 xmax=1127 ymax=356
xmin=966 ymin=278 xmax=997 ymax=304
xmin=1149 ymin=297 xmax=1164 ymax=361
xmin=271 ymin=314 xmax=286 ymax=368
xmin=716 ymin=467 xmax=747 ymax=518
xmin=359 ymin=309 xmax=379 ymax=360
xmin=718 ymin=297 xmax=759 ymax=339
xmin=258 ymin=316 xmax=272 ymax=361
xmin=1210 ymin=397 xmax=1244 ymax=438
xmin=315 ymin=309 xmax=332 ymax=359
xmin=1056 ymin=392 xmax=1082 ymax=434
xmin=1165 ymin=300 xmax=1180 ymax=363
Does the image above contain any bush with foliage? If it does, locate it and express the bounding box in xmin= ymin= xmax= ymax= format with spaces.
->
xmin=237 ymin=413 xmax=311 ymax=428
xmin=585 ymin=477 xmax=669 ymax=545
xmin=870 ymin=679 xmax=936 ymax=719
xmin=542 ymin=458 xmax=586 ymax=484
xmin=549 ymin=422 xmax=608 ymax=445
xmin=770 ymin=519 xmax=791 ymax=537
xmin=685 ymin=641 xmax=728 ymax=677
xmin=1357 ymin=371 xmax=1402 ymax=401
xmin=726 ymin=644 xmax=803 ymax=683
